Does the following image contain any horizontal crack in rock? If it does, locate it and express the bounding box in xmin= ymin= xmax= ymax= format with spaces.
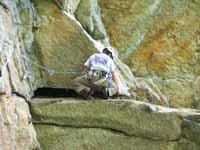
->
xmin=33 ymin=121 xmax=181 ymax=142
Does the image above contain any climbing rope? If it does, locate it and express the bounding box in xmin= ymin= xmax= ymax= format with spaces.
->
xmin=17 ymin=52 xmax=82 ymax=75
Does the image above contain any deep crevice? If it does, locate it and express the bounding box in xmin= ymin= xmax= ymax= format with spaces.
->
xmin=33 ymin=87 xmax=78 ymax=98
xmin=33 ymin=121 xmax=133 ymax=137
xmin=33 ymin=121 xmax=181 ymax=142
xmin=33 ymin=87 xmax=110 ymax=99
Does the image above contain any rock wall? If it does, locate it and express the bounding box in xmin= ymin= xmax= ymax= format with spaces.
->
xmin=0 ymin=0 xmax=40 ymax=149
xmin=31 ymin=98 xmax=200 ymax=150
xmin=99 ymin=0 xmax=200 ymax=108
xmin=0 ymin=96 xmax=39 ymax=150
xmin=1 ymin=0 xmax=198 ymax=108
xmin=32 ymin=0 xmax=97 ymax=88
xmin=0 ymin=0 xmax=200 ymax=149
xmin=0 ymin=0 xmax=41 ymax=97
xmin=28 ymin=0 xmax=200 ymax=108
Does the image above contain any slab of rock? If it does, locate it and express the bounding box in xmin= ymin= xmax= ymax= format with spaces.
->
xmin=31 ymin=98 xmax=182 ymax=140
xmin=31 ymin=98 xmax=200 ymax=150
xmin=35 ymin=125 xmax=198 ymax=150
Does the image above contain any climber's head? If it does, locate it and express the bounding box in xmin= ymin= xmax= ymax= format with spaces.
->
xmin=102 ymin=47 xmax=114 ymax=59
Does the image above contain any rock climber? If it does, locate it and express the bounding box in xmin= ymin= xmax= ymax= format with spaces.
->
xmin=74 ymin=47 xmax=120 ymax=99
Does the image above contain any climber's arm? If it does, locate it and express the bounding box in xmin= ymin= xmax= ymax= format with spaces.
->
xmin=112 ymin=70 xmax=120 ymax=95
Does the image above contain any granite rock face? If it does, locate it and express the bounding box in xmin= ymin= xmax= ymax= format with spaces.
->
xmin=0 ymin=0 xmax=37 ymax=97
xmin=0 ymin=96 xmax=39 ymax=150
xmin=0 ymin=0 xmax=200 ymax=149
xmin=35 ymin=125 xmax=198 ymax=150
xmin=99 ymin=0 xmax=200 ymax=108
xmin=0 ymin=0 xmax=40 ymax=149
xmin=31 ymin=98 xmax=200 ymax=150
xmin=32 ymin=0 xmax=97 ymax=89
xmin=29 ymin=0 xmax=200 ymax=108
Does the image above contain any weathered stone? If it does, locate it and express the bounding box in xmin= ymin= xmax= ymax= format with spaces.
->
xmin=182 ymin=119 xmax=200 ymax=146
xmin=31 ymin=98 xmax=182 ymax=140
xmin=14 ymin=0 xmax=35 ymax=51
xmin=75 ymin=0 xmax=106 ymax=40
xmin=35 ymin=125 xmax=183 ymax=150
xmin=1 ymin=0 xmax=200 ymax=149
xmin=0 ymin=96 xmax=39 ymax=150
xmin=154 ymin=78 xmax=195 ymax=108
xmin=59 ymin=0 xmax=81 ymax=14
xmin=175 ymin=138 xmax=199 ymax=150
xmin=0 ymin=0 xmax=42 ymax=148
xmin=99 ymin=0 xmax=199 ymax=76
xmin=0 ymin=0 xmax=41 ymax=97
xmin=99 ymin=0 xmax=200 ymax=108
xmin=32 ymin=0 xmax=97 ymax=88
xmin=194 ymin=76 xmax=200 ymax=109
xmin=99 ymin=0 xmax=163 ymax=54
xmin=31 ymin=98 xmax=200 ymax=150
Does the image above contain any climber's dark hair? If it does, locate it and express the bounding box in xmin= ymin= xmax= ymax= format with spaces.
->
xmin=102 ymin=48 xmax=113 ymax=59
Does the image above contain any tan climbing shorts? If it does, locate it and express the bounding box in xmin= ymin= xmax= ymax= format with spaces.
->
xmin=74 ymin=70 xmax=117 ymax=96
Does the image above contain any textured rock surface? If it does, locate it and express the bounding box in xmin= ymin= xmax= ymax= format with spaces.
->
xmin=35 ymin=125 xmax=198 ymax=150
xmin=59 ymin=0 xmax=81 ymax=14
xmin=0 ymin=1 xmax=33 ymax=97
xmin=31 ymin=98 xmax=200 ymax=150
xmin=17 ymin=0 xmax=199 ymax=108
xmin=0 ymin=0 xmax=40 ymax=149
xmin=32 ymin=0 xmax=97 ymax=88
xmin=75 ymin=0 xmax=106 ymax=40
xmin=31 ymin=99 xmax=182 ymax=140
xmin=182 ymin=119 xmax=200 ymax=146
xmin=0 ymin=96 xmax=39 ymax=150
xmin=1 ymin=0 xmax=200 ymax=149
xmin=99 ymin=0 xmax=200 ymax=108
xmin=155 ymin=78 xmax=195 ymax=108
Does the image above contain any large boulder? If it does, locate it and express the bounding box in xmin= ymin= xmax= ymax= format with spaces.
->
xmin=32 ymin=0 xmax=97 ymax=88
xmin=98 ymin=0 xmax=200 ymax=108
xmin=31 ymin=99 xmax=182 ymax=140
xmin=31 ymin=98 xmax=200 ymax=150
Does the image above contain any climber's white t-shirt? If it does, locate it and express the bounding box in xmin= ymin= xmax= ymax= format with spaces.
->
xmin=84 ymin=53 xmax=116 ymax=74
